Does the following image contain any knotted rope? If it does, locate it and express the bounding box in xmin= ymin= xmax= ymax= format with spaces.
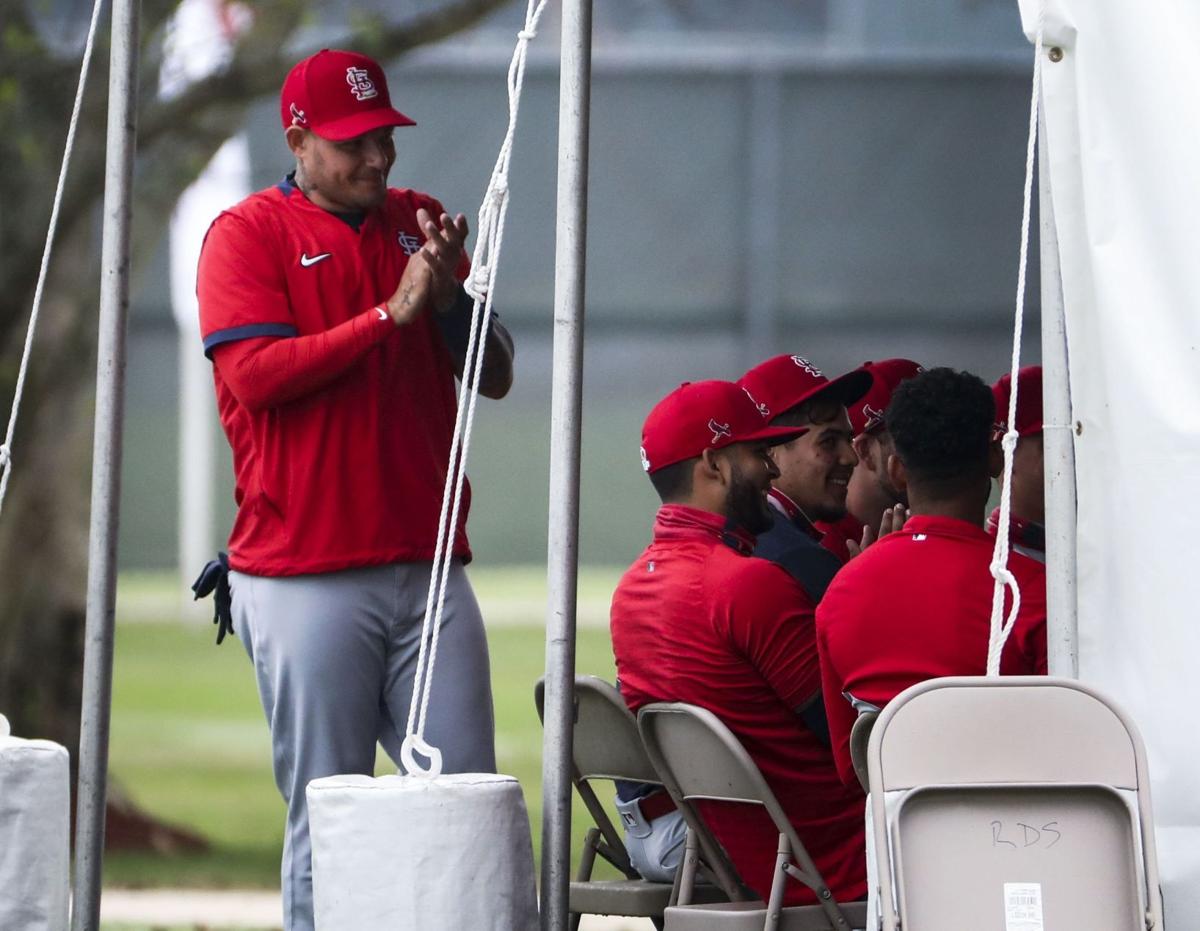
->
xmin=401 ymin=0 xmax=551 ymax=776
xmin=987 ymin=6 xmax=1045 ymax=676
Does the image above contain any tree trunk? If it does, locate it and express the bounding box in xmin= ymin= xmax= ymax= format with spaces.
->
xmin=0 ymin=221 xmax=97 ymax=776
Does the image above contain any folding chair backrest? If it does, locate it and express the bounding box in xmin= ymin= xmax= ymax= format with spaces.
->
xmin=866 ymin=676 xmax=1164 ymax=931
xmin=637 ymin=702 xmax=840 ymax=912
xmin=536 ymin=675 xmax=662 ymax=785
xmin=637 ymin=703 xmax=785 ymax=819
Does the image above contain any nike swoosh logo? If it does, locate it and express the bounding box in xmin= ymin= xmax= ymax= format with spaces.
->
xmin=300 ymin=252 xmax=331 ymax=267
xmin=376 ymin=307 xmax=388 ymax=321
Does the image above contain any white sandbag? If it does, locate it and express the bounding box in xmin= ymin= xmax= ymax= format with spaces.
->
xmin=0 ymin=714 xmax=70 ymax=931
xmin=308 ymin=772 xmax=538 ymax=931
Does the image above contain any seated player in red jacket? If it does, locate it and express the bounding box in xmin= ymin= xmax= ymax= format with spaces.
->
xmin=610 ymin=380 xmax=868 ymax=905
xmin=815 ymin=368 xmax=1048 ymax=786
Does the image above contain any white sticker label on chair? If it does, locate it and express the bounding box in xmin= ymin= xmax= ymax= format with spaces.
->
xmin=1003 ymin=882 xmax=1044 ymax=931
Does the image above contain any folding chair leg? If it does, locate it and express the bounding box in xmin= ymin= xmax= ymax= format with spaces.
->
xmin=576 ymin=827 xmax=600 ymax=881
xmin=567 ymin=828 xmax=599 ymax=931
xmin=676 ymin=828 xmax=700 ymax=906
xmin=763 ymin=833 xmax=790 ymax=931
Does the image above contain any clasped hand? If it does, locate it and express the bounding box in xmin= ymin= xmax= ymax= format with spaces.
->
xmin=385 ymin=208 xmax=469 ymax=326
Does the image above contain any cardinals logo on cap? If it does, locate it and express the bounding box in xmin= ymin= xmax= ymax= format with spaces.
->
xmin=289 ymin=102 xmax=307 ymax=126
xmin=708 ymin=419 xmax=732 ymax=444
xmin=741 ymin=386 xmax=769 ymax=418
xmin=790 ymin=355 xmax=822 ymax=377
xmin=639 ymin=446 xmax=651 ymax=473
xmin=862 ymin=402 xmax=884 ymax=430
xmin=346 ymin=67 xmax=378 ymax=101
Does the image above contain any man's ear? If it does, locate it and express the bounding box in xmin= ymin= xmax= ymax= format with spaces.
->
xmin=698 ymin=447 xmax=726 ymax=486
xmin=285 ymin=126 xmax=309 ymax=158
xmin=886 ymin=453 xmax=908 ymax=497
xmin=988 ymin=439 xmax=1004 ymax=479
xmin=852 ymin=433 xmax=874 ymax=471
xmin=700 ymin=446 xmax=734 ymax=491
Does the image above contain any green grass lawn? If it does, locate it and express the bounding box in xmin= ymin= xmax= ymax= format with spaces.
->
xmin=103 ymin=567 xmax=623 ymax=890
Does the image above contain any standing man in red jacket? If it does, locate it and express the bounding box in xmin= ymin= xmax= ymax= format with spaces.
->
xmin=611 ymin=380 xmax=868 ymax=905
xmin=196 ymin=49 xmax=513 ymax=931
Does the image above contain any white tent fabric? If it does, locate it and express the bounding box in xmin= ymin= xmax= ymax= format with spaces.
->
xmin=0 ymin=715 xmax=69 ymax=931
xmin=1018 ymin=0 xmax=1200 ymax=922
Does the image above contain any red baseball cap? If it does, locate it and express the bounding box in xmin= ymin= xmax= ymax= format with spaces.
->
xmin=737 ymin=354 xmax=871 ymax=424
xmin=846 ymin=358 xmax=925 ymax=435
xmin=280 ymin=49 xmax=416 ymax=141
xmin=640 ymin=380 xmax=806 ymax=474
xmin=992 ymin=365 xmax=1043 ymax=437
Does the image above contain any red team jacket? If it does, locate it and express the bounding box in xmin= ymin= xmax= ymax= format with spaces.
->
xmin=198 ymin=183 xmax=470 ymax=576
xmin=815 ymin=514 xmax=1048 ymax=785
xmin=610 ymin=505 xmax=867 ymax=905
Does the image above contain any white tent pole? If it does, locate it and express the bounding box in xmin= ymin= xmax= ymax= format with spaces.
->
xmin=1037 ymin=104 xmax=1078 ymax=678
xmin=71 ymin=0 xmax=140 ymax=925
xmin=540 ymin=0 xmax=592 ymax=926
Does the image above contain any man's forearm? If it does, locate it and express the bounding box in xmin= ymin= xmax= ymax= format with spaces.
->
xmin=475 ymin=321 xmax=515 ymax=399
xmin=212 ymin=308 xmax=392 ymax=411
xmin=439 ymin=288 xmax=515 ymax=399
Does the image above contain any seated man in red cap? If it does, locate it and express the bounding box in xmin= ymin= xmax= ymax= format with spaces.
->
xmin=990 ymin=365 xmax=1045 ymax=561
xmin=816 ymin=368 xmax=1047 ymax=786
xmin=737 ymin=354 xmax=870 ymax=601
xmin=195 ymin=50 xmax=514 ymax=931
xmin=816 ymin=359 xmax=924 ymax=563
xmin=610 ymin=380 xmax=867 ymax=905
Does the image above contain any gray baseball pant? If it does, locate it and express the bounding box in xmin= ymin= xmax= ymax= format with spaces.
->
xmin=229 ymin=560 xmax=496 ymax=931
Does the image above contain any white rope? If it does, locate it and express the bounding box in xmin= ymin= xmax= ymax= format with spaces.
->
xmin=0 ymin=0 xmax=107 ymax=520
xmin=987 ymin=9 xmax=1045 ymax=677
xmin=400 ymin=0 xmax=551 ymax=778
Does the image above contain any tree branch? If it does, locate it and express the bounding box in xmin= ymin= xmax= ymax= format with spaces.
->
xmin=138 ymin=0 xmax=511 ymax=146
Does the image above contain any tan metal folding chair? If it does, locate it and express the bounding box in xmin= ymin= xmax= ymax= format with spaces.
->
xmin=638 ymin=702 xmax=868 ymax=931
xmin=535 ymin=676 xmax=725 ymax=931
xmin=866 ymin=676 xmax=1165 ymax=931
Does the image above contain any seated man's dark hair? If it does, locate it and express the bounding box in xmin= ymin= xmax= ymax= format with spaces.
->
xmin=886 ymin=368 xmax=995 ymax=490
xmin=648 ymin=457 xmax=695 ymax=503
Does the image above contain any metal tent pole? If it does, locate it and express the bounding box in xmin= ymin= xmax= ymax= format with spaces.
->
xmin=1037 ymin=104 xmax=1079 ymax=678
xmin=72 ymin=0 xmax=140 ymax=925
xmin=540 ymin=0 xmax=592 ymax=927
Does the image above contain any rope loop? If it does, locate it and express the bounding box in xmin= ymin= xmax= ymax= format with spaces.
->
xmin=399 ymin=733 xmax=444 ymax=779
